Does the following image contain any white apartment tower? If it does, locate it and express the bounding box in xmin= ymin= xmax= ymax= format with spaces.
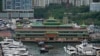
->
xmin=69 ymin=0 xmax=93 ymax=6
xmin=33 ymin=0 xmax=63 ymax=7
xmin=49 ymin=0 xmax=62 ymax=4
xmin=33 ymin=0 xmax=94 ymax=8
xmin=33 ymin=0 xmax=49 ymax=7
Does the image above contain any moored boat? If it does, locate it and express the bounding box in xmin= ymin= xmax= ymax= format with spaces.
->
xmin=0 ymin=38 xmax=32 ymax=56
xmin=64 ymin=45 xmax=77 ymax=56
xmin=40 ymin=47 xmax=48 ymax=53
xmin=44 ymin=45 xmax=54 ymax=49
xmin=76 ymin=39 xmax=96 ymax=56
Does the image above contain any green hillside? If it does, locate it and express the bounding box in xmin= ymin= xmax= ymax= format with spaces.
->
xmin=34 ymin=3 xmax=100 ymax=25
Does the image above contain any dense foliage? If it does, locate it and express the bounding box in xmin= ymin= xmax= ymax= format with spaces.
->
xmin=34 ymin=4 xmax=66 ymax=19
xmin=34 ymin=3 xmax=100 ymax=25
xmin=0 ymin=0 xmax=2 ymax=12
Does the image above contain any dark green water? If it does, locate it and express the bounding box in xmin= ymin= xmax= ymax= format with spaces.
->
xmin=23 ymin=42 xmax=78 ymax=56
xmin=23 ymin=42 xmax=100 ymax=56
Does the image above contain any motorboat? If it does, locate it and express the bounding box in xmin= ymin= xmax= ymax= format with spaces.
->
xmin=2 ymin=44 xmax=30 ymax=56
xmin=3 ymin=47 xmax=30 ymax=56
xmin=38 ymin=41 xmax=45 ymax=47
xmin=64 ymin=45 xmax=77 ymax=56
xmin=0 ymin=38 xmax=32 ymax=56
xmin=76 ymin=39 xmax=96 ymax=56
xmin=44 ymin=45 xmax=54 ymax=49
xmin=0 ymin=38 xmax=23 ymax=48
xmin=17 ymin=47 xmax=30 ymax=56
xmin=40 ymin=47 xmax=48 ymax=53
xmin=4 ymin=54 xmax=14 ymax=56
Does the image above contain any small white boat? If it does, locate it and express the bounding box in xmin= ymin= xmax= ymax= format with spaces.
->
xmin=4 ymin=54 xmax=14 ymax=56
xmin=17 ymin=47 xmax=30 ymax=56
xmin=40 ymin=47 xmax=48 ymax=53
xmin=64 ymin=45 xmax=77 ymax=56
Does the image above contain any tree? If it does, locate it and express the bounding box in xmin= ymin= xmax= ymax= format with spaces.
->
xmin=0 ymin=0 xmax=2 ymax=12
xmin=34 ymin=3 xmax=100 ymax=25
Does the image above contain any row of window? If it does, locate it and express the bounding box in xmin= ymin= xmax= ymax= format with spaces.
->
xmin=16 ymin=34 xmax=44 ymax=36
xmin=31 ymin=27 xmax=73 ymax=28
xmin=59 ymin=31 xmax=87 ymax=33
xmin=16 ymin=34 xmax=88 ymax=37
xmin=16 ymin=38 xmax=88 ymax=41
xmin=16 ymin=31 xmax=87 ymax=33
xmin=59 ymin=34 xmax=88 ymax=36
xmin=4 ymin=0 xmax=33 ymax=10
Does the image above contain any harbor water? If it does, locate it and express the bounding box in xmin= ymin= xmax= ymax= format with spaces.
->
xmin=23 ymin=42 xmax=78 ymax=56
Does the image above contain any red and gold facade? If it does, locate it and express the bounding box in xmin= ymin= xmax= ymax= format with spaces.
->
xmin=15 ymin=17 xmax=90 ymax=42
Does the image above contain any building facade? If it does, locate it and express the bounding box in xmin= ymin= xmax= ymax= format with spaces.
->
xmin=33 ymin=0 xmax=62 ymax=8
xmin=33 ymin=0 xmax=94 ymax=8
xmin=90 ymin=2 xmax=100 ymax=12
xmin=15 ymin=17 xmax=90 ymax=42
xmin=49 ymin=0 xmax=62 ymax=4
xmin=33 ymin=0 xmax=47 ymax=7
xmin=3 ymin=0 xmax=33 ymax=11
xmin=2 ymin=0 xmax=34 ymax=18
xmin=69 ymin=0 xmax=93 ymax=6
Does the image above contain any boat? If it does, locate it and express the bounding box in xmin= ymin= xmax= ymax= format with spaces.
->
xmin=44 ymin=45 xmax=54 ymax=49
xmin=0 ymin=37 xmax=23 ymax=48
xmin=76 ymin=39 xmax=96 ymax=56
xmin=38 ymin=41 xmax=45 ymax=47
xmin=3 ymin=47 xmax=31 ymax=56
xmin=63 ymin=45 xmax=77 ymax=56
xmin=40 ymin=47 xmax=48 ymax=53
xmin=0 ymin=38 xmax=32 ymax=56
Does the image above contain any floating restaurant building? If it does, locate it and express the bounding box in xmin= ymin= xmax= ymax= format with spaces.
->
xmin=15 ymin=17 xmax=90 ymax=42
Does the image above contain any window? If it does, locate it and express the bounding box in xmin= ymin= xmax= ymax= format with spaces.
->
xmin=15 ymin=7 xmax=20 ymax=9
xmin=6 ymin=6 xmax=11 ymax=9
xmin=59 ymin=34 xmax=77 ymax=36
xmin=15 ymin=0 xmax=20 ymax=2
xmin=59 ymin=31 xmax=87 ymax=33
xmin=93 ymin=0 xmax=100 ymax=2
xmin=7 ymin=1 xmax=11 ymax=5
xmin=25 ymin=34 xmax=44 ymax=36
xmin=49 ymin=38 xmax=54 ymax=40
xmin=17 ymin=31 xmax=45 ymax=33
xmin=66 ymin=38 xmax=73 ymax=40
xmin=16 ymin=34 xmax=20 ymax=36
xmin=15 ymin=3 xmax=20 ymax=6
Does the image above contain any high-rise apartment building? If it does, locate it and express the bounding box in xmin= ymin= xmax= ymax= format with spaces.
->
xmin=3 ymin=0 xmax=33 ymax=11
xmin=2 ymin=0 xmax=34 ymax=18
xmin=33 ymin=0 xmax=94 ymax=8
xmin=90 ymin=3 xmax=100 ymax=12
xmin=69 ymin=0 xmax=93 ymax=6
xmin=33 ymin=0 xmax=63 ymax=8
